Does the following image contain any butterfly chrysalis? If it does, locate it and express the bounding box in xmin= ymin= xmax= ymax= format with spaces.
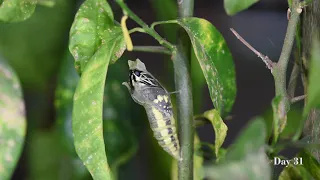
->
xmin=122 ymin=59 xmax=180 ymax=160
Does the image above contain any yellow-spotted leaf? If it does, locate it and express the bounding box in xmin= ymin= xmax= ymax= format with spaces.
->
xmin=224 ymin=0 xmax=259 ymax=16
xmin=177 ymin=18 xmax=236 ymax=116
xmin=0 ymin=59 xmax=26 ymax=180
xmin=56 ymin=51 xmax=138 ymax=179
xmin=202 ymin=109 xmax=227 ymax=158
xmin=0 ymin=0 xmax=36 ymax=22
xmin=72 ymin=25 xmax=125 ymax=179
xmin=69 ymin=0 xmax=125 ymax=74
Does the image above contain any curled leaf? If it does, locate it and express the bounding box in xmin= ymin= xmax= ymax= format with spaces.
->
xmin=202 ymin=109 xmax=228 ymax=158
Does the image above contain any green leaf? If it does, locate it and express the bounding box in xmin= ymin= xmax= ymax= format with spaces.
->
xmin=0 ymin=59 xmax=26 ymax=180
xmin=305 ymin=39 xmax=320 ymax=114
xmin=226 ymin=117 xmax=266 ymax=161
xmin=202 ymin=109 xmax=228 ymax=158
xmin=272 ymin=96 xmax=287 ymax=143
xmin=280 ymin=106 xmax=302 ymax=139
xmin=204 ymin=118 xmax=270 ymax=180
xmin=298 ymin=150 xmax=320 ymax=179
xmin=57 ymin=51 xmax=137 ymax=179
xmin=72 ymin=26 xmax=125 ymax=179
xmin=177 ymin=18 xmax=236 ymax=116
xmin=262 ymin=104 xmax=302 ymax=140
xmin=279 ymin=164 xmax=312 ymax=180
xmin=204 ymin=149 xmax=270 ymax=180
xmin=73 ymin=44 xmax=113 ymax=180
xmin=0 ymin=0 xmax=37 ymax=22
xmin=69 ymin=0 xmax=125 ymax=74
xmin=224 ymin=0 xmax=259 ymax=16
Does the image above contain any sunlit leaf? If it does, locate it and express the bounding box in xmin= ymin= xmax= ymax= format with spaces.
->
xmin=177 ymin=18 xmax=236 ymax=116
xmin=305 ymin=39 xmax=320 ymax=114
xmin=298 ymin=150 xmax=320 ymax=179
xmin=224 ymin=0 xmax=259 ymax=16
xmin=226 ymin=117 xmax=266 ymax=161
xmin=204 ymin=118 xmax=270 ymax=180
xmin=0 ymin=59 xmax=26 ymax=180
xmin=69 ymin=0 xmax=125 ymax=74
xmin=72 ymin=26 xmax=125 ymax=179
xmin=202 ymin=109 xmax=228 ymax=157
xmin=0 ymin=0 xmax=36 ymax=22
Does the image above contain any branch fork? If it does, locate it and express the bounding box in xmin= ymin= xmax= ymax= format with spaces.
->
xmin=230 ymin=28 xmax=275 ymax=71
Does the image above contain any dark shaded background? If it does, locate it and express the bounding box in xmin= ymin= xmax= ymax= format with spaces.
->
xmin=0 ymin=0 xmax=303 ymax=179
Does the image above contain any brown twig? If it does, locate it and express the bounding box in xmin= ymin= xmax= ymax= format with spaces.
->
xmin=291 ymin=95 xmax=307 ymax=103
xmin=230 ymin=28 xmax=274 ymax=70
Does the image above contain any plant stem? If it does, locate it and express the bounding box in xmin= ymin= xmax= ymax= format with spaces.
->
xmin=115 ymin=0 xmax=175 ymax=51
xmin=272 ymin=0 xmax=301 ymax=108
xmin=132 ymin=46 xmax=171 ymax=55
xmin=172 ymin=49 xmax=194 ymax=180
xmin=178 ymin=0 xmax=194 ymax=17
xmin=174 ymin=0 xmax=194 ymax=180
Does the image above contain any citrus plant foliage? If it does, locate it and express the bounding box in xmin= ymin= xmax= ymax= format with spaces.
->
xmin=0 ymin=0 xmax=320 ymax=180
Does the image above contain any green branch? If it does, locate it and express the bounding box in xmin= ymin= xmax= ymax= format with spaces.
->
xmin=132 ymin=46 xmax=171 ymax=55
xmin=272 ymin=0 xmax=301 ymax=102
xmin=231 ymin=1 xmax=302 ymax=146
xmin=174 ymin=0 xmax=194 ymax=180
xmin=115 ymin=0 xmax=175 ymax=51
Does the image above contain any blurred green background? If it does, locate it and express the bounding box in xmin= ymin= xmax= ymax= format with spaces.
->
xmin=0 ymin=0 xmax=302 ymax=179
